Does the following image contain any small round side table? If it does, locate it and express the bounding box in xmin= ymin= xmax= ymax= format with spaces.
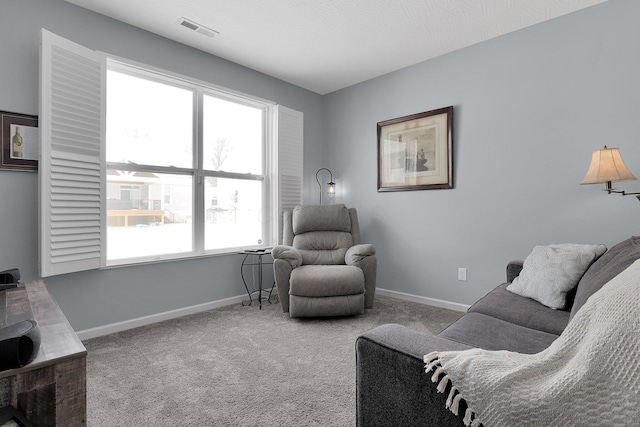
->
xmin=239 ymin=249 xmax=278 ymax=309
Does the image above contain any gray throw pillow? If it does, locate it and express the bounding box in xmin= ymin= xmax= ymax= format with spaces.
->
xmin=506 ymin=243 xmax=607 ymax=309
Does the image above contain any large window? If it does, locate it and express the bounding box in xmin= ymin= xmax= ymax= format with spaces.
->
xmin=105 ymin=62 xmax=268 ymax=263
xmin=39 ymin=30 xmax=303 ymax=276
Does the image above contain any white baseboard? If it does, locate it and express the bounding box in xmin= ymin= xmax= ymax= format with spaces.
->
xmin=77 ymin=289 xmax=468 ymax=341
xmin=376 ymin=288 xmax=470 ymax=313
xmin=76 ymin=294 xmax=246 ymax=341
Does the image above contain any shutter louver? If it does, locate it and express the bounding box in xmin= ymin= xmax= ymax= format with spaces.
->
xmin=40 ymin=30 xmax=104 ymax=277
xmin=275 ymin=106 xmax=303 ymax=244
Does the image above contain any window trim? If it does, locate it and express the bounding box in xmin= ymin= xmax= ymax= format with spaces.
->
xmin=105 ymin=58 xmax=273 ymax=265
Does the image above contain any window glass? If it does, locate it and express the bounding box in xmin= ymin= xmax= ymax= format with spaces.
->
xmin=204 ymin=177 xmax=263 ymax=250
xmin=107 ymin=171 xmax=193 ymax=260
xmin=106 ymin=70 xmax=194 ymax=168
xmin=203 ymin=95 xmax=263 ymax=174
xmin=104 ymin=61 xmax=275 ymax=264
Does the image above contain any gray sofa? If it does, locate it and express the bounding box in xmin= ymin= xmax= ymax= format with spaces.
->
xmin=356 ymin=236 xmax=640 ymax=426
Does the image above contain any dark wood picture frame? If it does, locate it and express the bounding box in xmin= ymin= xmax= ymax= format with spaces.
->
xmin=1 ymin=111 xmax=39 ymax=172
xmin=377 ymin=106 xmax=453 ymax=192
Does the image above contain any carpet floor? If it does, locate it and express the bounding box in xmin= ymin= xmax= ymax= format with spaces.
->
xmin=84 ymin=294 xmax=462 ymax=426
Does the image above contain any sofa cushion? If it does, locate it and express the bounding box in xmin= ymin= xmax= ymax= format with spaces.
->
xmin=467 ymin=283 xmax=570 ymax=335
xmin=570 ymin=236 xmax=640 ymax=321
xmin=293 ymin=231 xmax=353 ymax=265
xmin=289 ymin=265 xmax=364 ymax=297
xmin=506 ymin=243 xmax=606 ymax=309
xmin=437 ymin=313 xmax=559 ymax=354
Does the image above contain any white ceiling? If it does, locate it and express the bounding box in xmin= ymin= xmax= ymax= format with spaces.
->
xmin=65 ymin=0 xmax=607 ymax=95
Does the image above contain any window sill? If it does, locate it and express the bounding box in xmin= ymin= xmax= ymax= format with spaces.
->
xmin=103 ymin=247 xmax=269 ymax=269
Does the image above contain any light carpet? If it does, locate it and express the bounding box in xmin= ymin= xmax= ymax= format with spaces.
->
xmin=85 ymin=295 xmax=462 ymax=426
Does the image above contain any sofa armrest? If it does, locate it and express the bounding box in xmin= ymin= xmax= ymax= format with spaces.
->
xmin=507 ymin=260 xmax=524 ymax=283
xmin=346 ymin=244 xmax=376 ymax=309
xmin=356 ymin=324 xmax=471 ymax=427
xmin=272 ymin=245 xmax=302 ymax=268
xmin=273 ymin=259 xmax=292 ymax=313
xmin=272 ymin=245 xmax=303 ymax=313
xmin=345 ymin=244 xmax=375 ymax=265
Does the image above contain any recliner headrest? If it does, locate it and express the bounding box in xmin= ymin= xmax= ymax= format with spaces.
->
xmin=292 ymin=204 xmax=351 ymax=235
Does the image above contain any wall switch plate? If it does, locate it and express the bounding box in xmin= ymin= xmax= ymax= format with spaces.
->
xmin=458 ymin=268 xmax=467 ymax=281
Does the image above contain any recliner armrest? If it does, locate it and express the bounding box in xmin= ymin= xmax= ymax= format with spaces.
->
xmin=272 ymin=245 xmax=303 ymax=268
xmin=346 ymin=244 xmax=377 ymax=309
xmin=345 ymin=244 xmax=375 ymax=267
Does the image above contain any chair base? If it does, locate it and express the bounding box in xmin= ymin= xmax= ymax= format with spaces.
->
xmin=289 ymin=294 xmax=364 ymax=318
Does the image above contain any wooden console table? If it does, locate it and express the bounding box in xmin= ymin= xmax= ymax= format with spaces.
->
xmin=0 ymin=281 xmax=86 ymax=426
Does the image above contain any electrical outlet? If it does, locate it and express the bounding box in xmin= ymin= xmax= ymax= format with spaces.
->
xmin=458 ymin=268 xmax=467 ymax=281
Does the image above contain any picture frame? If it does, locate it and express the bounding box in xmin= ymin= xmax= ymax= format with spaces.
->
xmin=377 ymin=106 xmax=453 ymax=192
xmin=1 ymin=111 xmax=39 ymax=172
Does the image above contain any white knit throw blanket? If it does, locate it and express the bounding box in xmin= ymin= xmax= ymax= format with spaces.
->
xmin=425 ymin=259 xmax=640 ymax=427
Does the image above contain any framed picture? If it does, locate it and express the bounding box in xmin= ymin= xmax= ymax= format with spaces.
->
xmin=377 ymin=106 xmax=453 ymax=192
xmin=1 ymin=111 xmax=39 ymax=172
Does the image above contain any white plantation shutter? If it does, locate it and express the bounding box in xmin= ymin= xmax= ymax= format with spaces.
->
xmin=40 ymin=30 xmax=105 ymax=277
xmin=275 ymin=105 xmax=303 ymax=244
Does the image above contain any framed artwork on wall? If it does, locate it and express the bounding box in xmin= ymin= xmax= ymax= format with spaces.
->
xmin=1 ymin=111 xmax=39 ymax=172
xmin=377 ymin=106 xmax=453 ymax=192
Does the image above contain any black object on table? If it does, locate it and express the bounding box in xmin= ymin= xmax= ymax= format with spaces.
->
xmin=0 ymin=319 xmax=41 ymax=371
xmin=239 ymin=249 xmax=278 ymax=309
xmin=0 ymin=268 xmax=20 ymax=291
xmin=0 ymin=405 xmax=34 ymax=427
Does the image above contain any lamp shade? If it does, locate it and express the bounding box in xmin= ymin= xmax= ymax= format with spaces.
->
xmin=580 ymin=146 xmax=637 ymax=185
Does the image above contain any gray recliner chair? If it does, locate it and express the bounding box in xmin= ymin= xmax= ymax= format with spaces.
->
xmin=272 ymin=204 xmax=376 ymax=318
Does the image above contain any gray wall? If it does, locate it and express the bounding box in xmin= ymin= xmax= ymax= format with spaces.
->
xmin=323 ymin=0 xmax=640 ymax=305
xmin=0 ymin=0 xmax=324 ymax=331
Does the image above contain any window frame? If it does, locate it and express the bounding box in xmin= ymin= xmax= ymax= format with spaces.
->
xmin=105 ymin=58 xmax=273 ymax=266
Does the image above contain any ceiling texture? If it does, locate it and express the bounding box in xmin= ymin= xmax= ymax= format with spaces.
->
xmin=65 ymin=0 xmax=607 ymax=95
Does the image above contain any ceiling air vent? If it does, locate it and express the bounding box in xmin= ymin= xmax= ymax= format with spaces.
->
xmin=177 ymin=18 xmax=219 ymax=38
